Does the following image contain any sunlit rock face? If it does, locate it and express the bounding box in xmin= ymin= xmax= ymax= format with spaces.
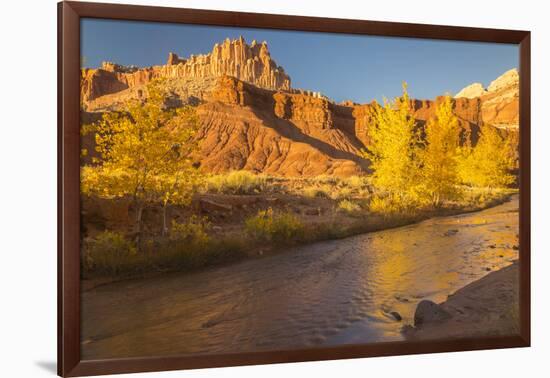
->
xmin=487 ymin=68 xmax=519 ymax=93
xmin=454 ymin=83 xmax=487 ymax=99
xmin=482 ymin=68 xmax=519 ymax=129
xmin=80 ymin=36 xmax=291 ymax=102
xmin=80 ymin=36 xmax=520 ymax=177
xmin=454 ymin=68 xmax=519 ymax=129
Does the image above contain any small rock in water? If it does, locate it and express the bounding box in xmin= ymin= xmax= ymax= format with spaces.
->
xmin=390 ymin=311 xmax=402 ymax=321
xmin=513 ymin=245 xmax=519 ymax=250
xmin=414 ymin=300 xmax=452 ymax=327
xmin=394 ymin=295 xmax=410 ymax=303
xmin=444 ymin=229 xmax=459 ymax=236
xmin=201 ymin=319 xmax=220 ymax=328
xmin=489 ymin=244 xmax=497 ymax=249
xmin=484 ymin=267 xmax=492 ymax=271
xmin=401 ymin=324 xmax=414 ymax=334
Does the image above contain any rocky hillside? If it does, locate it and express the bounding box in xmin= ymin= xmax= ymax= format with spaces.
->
xmin=454 ymin=68 xmax=519 ymax=129
xmin=81 ymin=37 xmax=519 ymax=177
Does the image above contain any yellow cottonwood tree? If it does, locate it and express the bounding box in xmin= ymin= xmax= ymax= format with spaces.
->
xmin=81 ymin=80 xmax=200 ymax=245
xmin=458 ymin=125 xmax=516 ymax=188
xmin=420 ymin=96 xmax=461 ymax=206
xmin=362 ymin=83 xmax=423 ymax=207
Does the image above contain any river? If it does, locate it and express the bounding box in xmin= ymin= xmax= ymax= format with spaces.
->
xmin=81 ymin=196 xmax=519 ymax=359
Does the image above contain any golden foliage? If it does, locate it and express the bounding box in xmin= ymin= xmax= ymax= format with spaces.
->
xmin=419 ymin=96 xmax=462 ymax=206
xmin=369 ymin=193 xmax=411 ymax=216
xmin=364 ymin=85 xmax=516 ymax=209
xmin=81 ymin=80 xmax=200 ymax=205
xmin=81 ymin=80 xmax=202 ymax=242
xmin=458 ymin=126 xmax=516 ymax=188
xmin=362 ymin=83 xmax=423 ymax=204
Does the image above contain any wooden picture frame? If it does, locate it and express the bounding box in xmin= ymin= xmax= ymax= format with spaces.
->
xmin=58 ymin=1 xmax=531 ymax=376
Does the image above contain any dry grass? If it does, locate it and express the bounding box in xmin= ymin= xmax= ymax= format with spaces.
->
xmin=82 ymin=171 xmax=516 ymax=279
xmin=82 ymin=220 xmax=248 ymax=278
xmin=337 ymin=199 xmax=361 ymax=214
xmin=245 ymin=208 xmax=305 ymax=243
xmin=204 ymin=170 xmax=269 ymax=194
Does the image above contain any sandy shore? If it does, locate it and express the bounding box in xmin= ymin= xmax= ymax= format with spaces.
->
xmin=405 ymin=262 xmax=520 ymax=340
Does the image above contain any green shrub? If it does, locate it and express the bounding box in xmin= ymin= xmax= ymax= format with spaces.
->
xmin=245 ymin=208 xmax=304 ymax=243
xmin=170 ymin=216 xmax=210 ymax=247
xmin=338 ymin=199 xmax=361 ymax=214
xmin=161 ymin=217 xmax=247 ymax=269
xmin=162 ymin=216 xmax=210 ymax=268
xmin=82 ymin=220 xmax=249 ymax=278
xmin=309 ymin=222 xmax=351 ymax=240
xmin=205 ymin=236 xmax=249 ymax=264
xmin=205 ymin=170 xmax=267 ymax=194
xmin=82 ymin=231 xmax=138 ymax=275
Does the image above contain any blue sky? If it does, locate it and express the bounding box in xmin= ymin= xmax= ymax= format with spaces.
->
xmin=81 ymin=18 xmax=518 ymax=103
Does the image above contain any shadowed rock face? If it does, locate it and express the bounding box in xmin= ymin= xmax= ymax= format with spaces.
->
xmin=196 ymin=77 xmax=369 ymax=176
xmin=80 ymin=39 xmax=519 ymax=177
xmin=413 ymin=300 xmax=452 ymax=327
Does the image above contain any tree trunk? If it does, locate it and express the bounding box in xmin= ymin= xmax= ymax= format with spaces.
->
xmin=134 ymin=204 xmax=144 ymax=252
xmin=161 ymin=204 xmax=168 ymax=237
xmin=433 ymin=193 xmax=441 ymax=209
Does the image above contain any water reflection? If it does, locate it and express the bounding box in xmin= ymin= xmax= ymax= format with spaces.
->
xmin=81 ymin=196 xmax=519 ymax=359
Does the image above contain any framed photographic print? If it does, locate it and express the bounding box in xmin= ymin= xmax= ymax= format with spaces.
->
xmin=58 ymin=1 xmax=531 ymax=376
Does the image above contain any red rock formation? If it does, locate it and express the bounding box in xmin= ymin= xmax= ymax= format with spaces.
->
xmin=202 ymin=76 xmax=367 ymax=173
xmin=80 ymin=36 xmax=291 ymax=103
xmin=80 ymin=37 xmax=519 ymax=177
xmin=195 ymin=100 xmax=366 ymax=176
xmin=80 ymin=68 xmax=129 ymax=104
xmin=454 ymin=68 xmax=519 ymax=129
xmin=82 ymin=72 xmax=516 ymax=177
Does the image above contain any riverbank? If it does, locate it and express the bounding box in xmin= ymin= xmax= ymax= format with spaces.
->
xmin=81 ymin=185 xmax=516 ymax=284
xmin=404 ymin=262 xmax=520 ymax=340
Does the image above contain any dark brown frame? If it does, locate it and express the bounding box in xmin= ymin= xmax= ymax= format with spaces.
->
xmin=58 ymin=1 xmax=531 ymax=376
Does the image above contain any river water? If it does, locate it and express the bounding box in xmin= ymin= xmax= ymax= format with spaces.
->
xmin=81 ymin=196 xmax=519 ymax=359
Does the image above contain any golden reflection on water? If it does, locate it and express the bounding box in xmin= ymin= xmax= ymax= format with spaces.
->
xmin=81 ymin=196 xmax=519 ymax=360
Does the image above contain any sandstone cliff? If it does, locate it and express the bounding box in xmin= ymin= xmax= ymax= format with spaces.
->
xmin=454 ymin=83 xmax=487 ymax=99
xmin=81 ymin=36 xmax=291 ymax=103
xmin=81 ymin=75 xmax=491 ymax=177
xmin=81 ymin=40 xmax=519 ymax=177
xmin=455 ymin=68 xmax=519 ymax=129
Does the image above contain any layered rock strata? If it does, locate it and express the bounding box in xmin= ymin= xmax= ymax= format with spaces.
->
xmin=455 ymin=68 xmax=519 ymax=128
xmin=81 ymin=36 xmax=291 ymax=103
xmin=80 ymin=38 xmax=519 ymax=176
